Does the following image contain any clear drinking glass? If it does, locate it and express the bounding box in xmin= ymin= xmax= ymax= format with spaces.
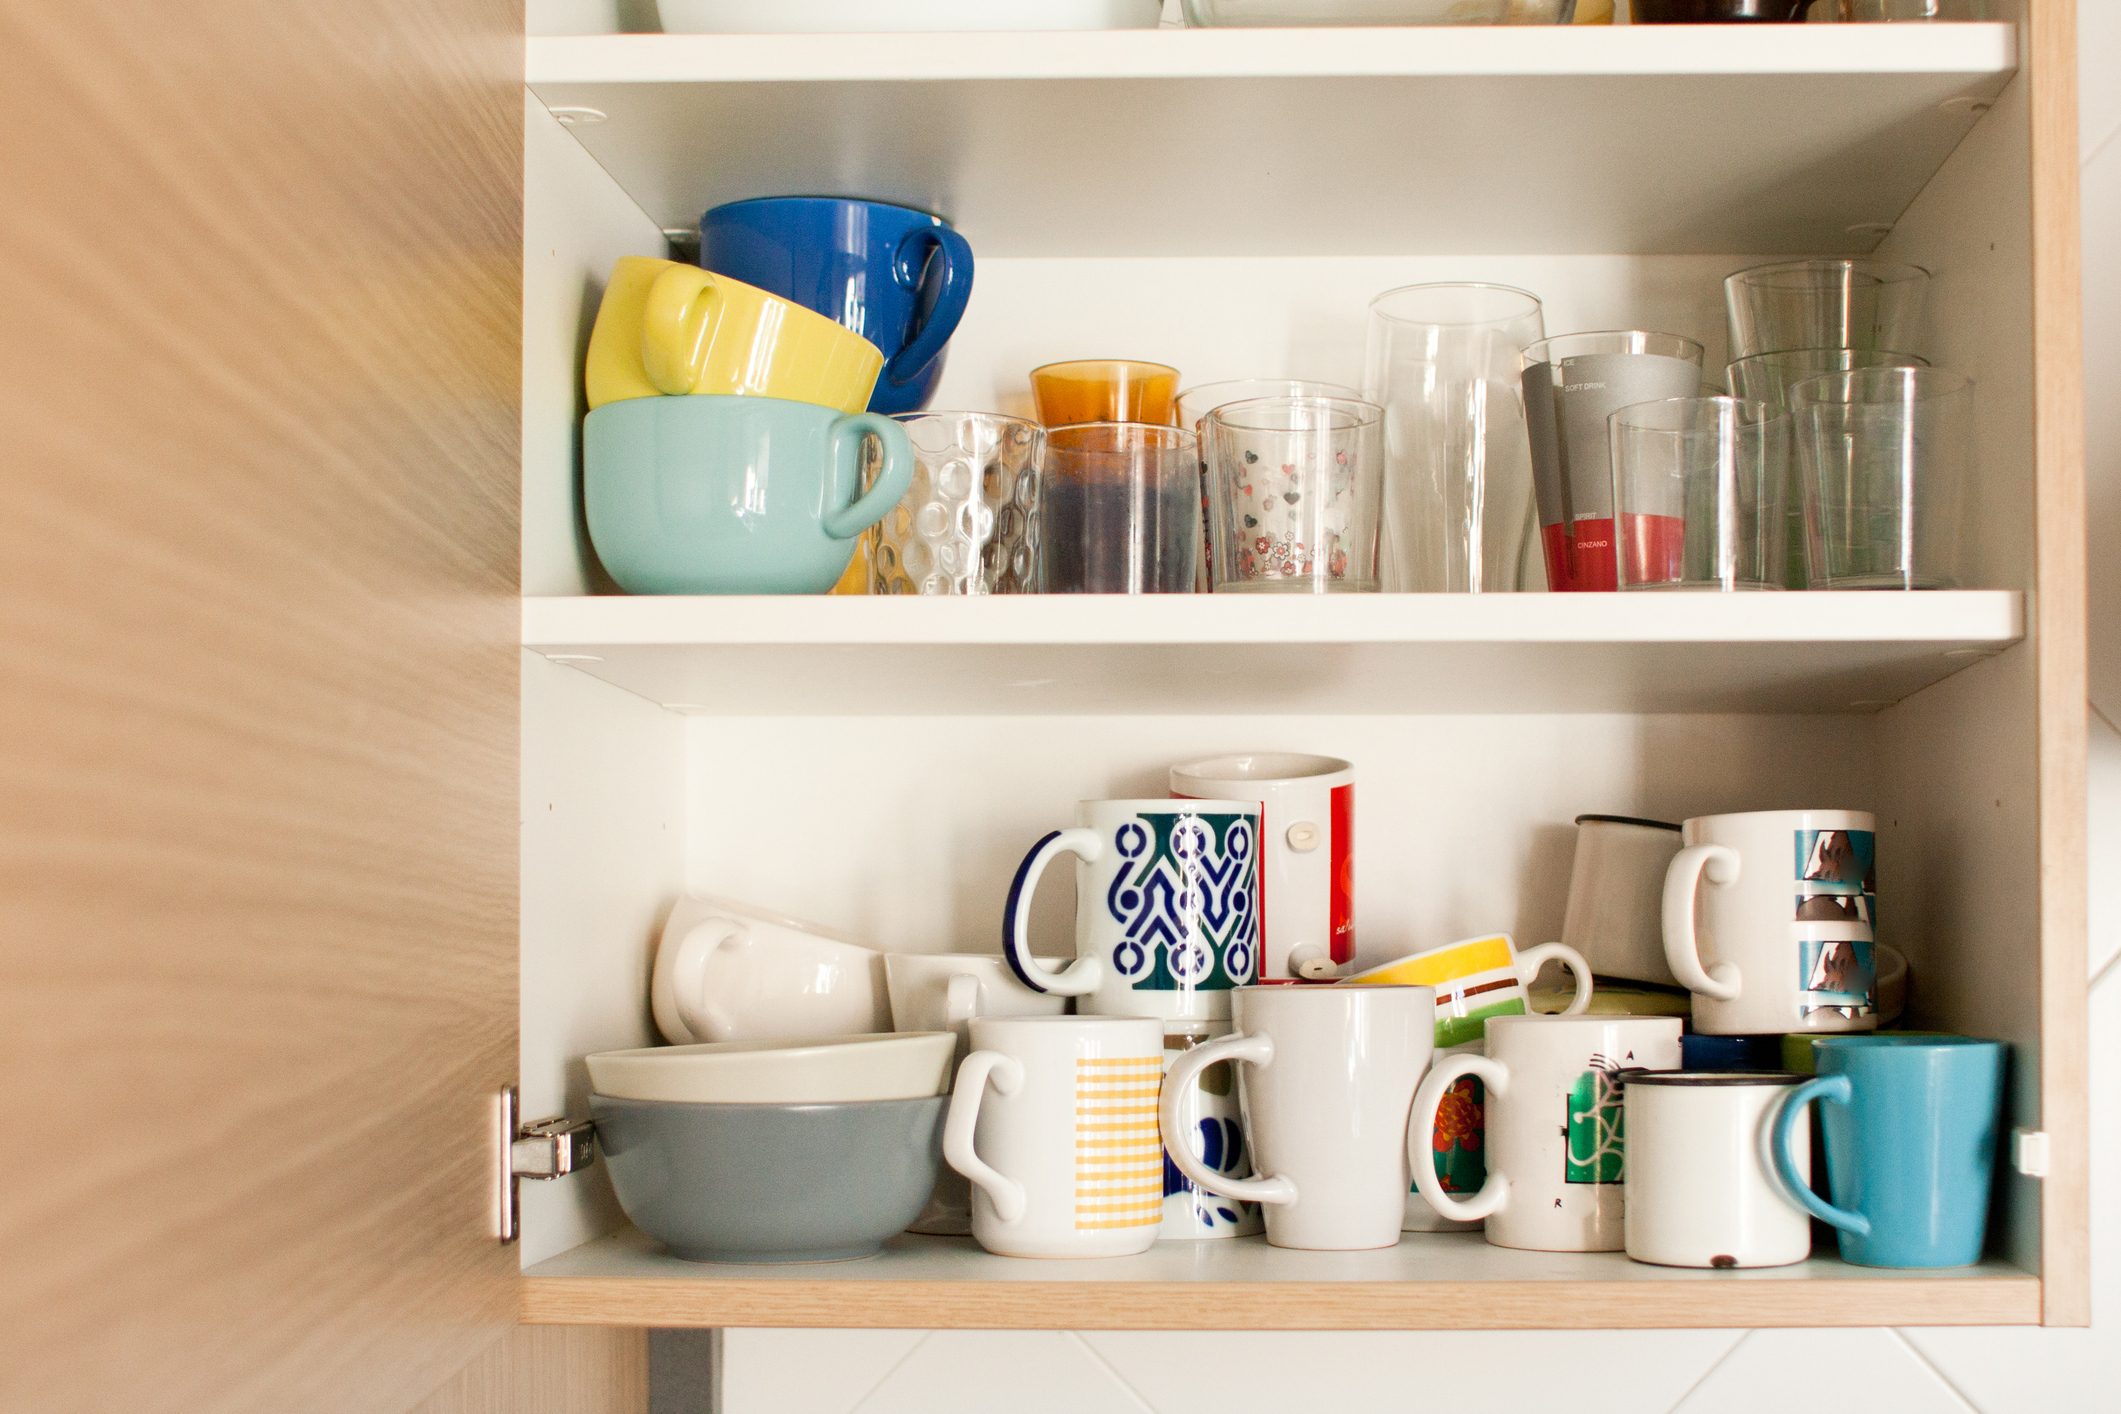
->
xmin=1726 ymin=349 xmax=1930 ymax=588
xmin=1203 ymin=396 xmax=1385 ymax=594
xmin=1806 ymin=0 xmax=1985 ymax=18
xmin=1030 ymin=360 xmax=1180 ymax=426
xmin=873 ymin=413 xmax=1045 ymax=595
xmin=1178 ymin=379 xmax=1362 ymax=591
xmin=1723 ymin=259 xmax=1932 ymax=361
xmin=1521 ymin=330 xmax=1707 ymax=593
xmin=1040 ymin=422 xmax=1200 ymax=593
xmin=1790 ymin=367 xmax=1975 ymax=590
xmin=1364 ymin=283 xmax=1546 ymax=593
xmin=1609 ymin=397 xmax=1789 ymax=592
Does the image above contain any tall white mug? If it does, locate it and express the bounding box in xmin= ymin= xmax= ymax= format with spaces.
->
xmin=1003 ymin=798 xmax=1262 ymax=1022
xmin=1162 ymin=985 xmax=1434 ymax=1251
xmin=1412 ymin=1013 xmax=1683 ymax=1252
xmin=1663 ymin=809 xmax=1881 ymax=1036
xmin=944 ymin=1016 xmax=1166 ymax=1259
xmin=1170 ymin=753 xmax=1355 ymax=980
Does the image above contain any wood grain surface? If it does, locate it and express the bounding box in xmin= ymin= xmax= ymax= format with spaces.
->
xmin=414 ymin=1326 xmax=648 ymax=1414
xmin=2027 ymin=0 xmax=2092 ymax=1328
xmin=0 ymin=2 xmax=528 ymax=1408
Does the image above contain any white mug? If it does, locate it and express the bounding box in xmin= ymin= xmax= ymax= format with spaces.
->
xmin=885 ymin=954 xmax=1069 ymax=1235
xmin=1159 ymin=1023 xmax=1264 ymax=1240
xmin=1663 ymin=809 xmax=1882 ymax=1036
xmin=1412 ymin=1013 xmax=1682 ymax=1252
xmin=1003 ymin=798 xmax=1262 ymax=1022
xmin=1169 ymin=753 xmax=1354 ymax=980
xmin=944 ymin=1015 xmax=1166 ymax=1259
xmin=650 ymin=894 xmax=888 ymax=1046
xmin=1558 ymin=814 xmax=1683 ymax=987
xmin=1162 ymin=985 xmax=1435 ymax=1251
xmin=1622 ymin=1070 xmax=1812 ymax=1270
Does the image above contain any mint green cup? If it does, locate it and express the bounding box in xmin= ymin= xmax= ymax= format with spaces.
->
xmin=585 ymin=394 xmax=913 ymax=594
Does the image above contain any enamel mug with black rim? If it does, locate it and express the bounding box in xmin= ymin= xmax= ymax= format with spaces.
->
xmin=1621 ymin=1070 xmax=1812 ymax=1270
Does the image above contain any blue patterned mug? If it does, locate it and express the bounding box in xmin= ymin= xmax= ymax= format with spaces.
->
xmin=1003 ymin=799 xmax=1261 ymax=1022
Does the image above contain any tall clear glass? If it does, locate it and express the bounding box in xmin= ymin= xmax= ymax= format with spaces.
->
xmin=1723 ymin=259 xmax=1932 ymax=361
xmin=1609 ymin=397 xmax=1789 ymax=592
xmin=1726 ymin=349 xmax=1930 ymax=589
xmin=1521 ymin=330 xmax=1707 ymax=593
xmin=1790 ymin=368 xmax=1975 ymax=590
xmin=1203 ymin=396 xmax=1385 ymax=593
xmin=1363 ymin=283 xmax=1545 ymax=593
xmin=1040 ymin=423 xmax=1200 ymax=593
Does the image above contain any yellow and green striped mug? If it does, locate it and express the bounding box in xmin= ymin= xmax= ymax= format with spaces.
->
xmin=1343 ymin=933 xmax=1593 ymax=1049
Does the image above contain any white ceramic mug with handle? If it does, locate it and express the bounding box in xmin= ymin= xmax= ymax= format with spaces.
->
xmin=651 ymin=895 xmax=889 ymax=1045
xmin=1621 ymin=1070 xmax=1812 ymax=1270
xmin=1169 ymin=752 xmax=1355 ymax=980
xmin=1411 ymin=1013 xmax=1683 ymax=1252
xmin=1663 ymin=809 xmax=1881 ymax=1036
xmin=944 ymin=1015 xmax=1166 ymax=1259
xmin=1002 ymin=798 xmax=1262 ymax=1022
xmin=1161 ymin=984 xmax=1434 ymax=1251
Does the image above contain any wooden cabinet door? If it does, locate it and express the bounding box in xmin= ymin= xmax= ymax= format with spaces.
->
xmin=0 ymin=4 xmax=631 ymax=1409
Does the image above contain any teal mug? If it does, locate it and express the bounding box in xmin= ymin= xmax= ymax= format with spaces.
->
xmin=1770 ymin=1035 xmax=2006 ymax=1268
xmin=585 ymin=394 xmax=913 ymax=594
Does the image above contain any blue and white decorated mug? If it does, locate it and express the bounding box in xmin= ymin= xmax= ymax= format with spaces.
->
xmin=1003 ymin=798 xmax=1261 ymax=1023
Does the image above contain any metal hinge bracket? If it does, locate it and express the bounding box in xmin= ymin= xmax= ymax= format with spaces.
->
xmin=497 ymin=1084 xmax=596 ymax=1244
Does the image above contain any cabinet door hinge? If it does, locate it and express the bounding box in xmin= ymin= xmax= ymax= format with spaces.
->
xmin=497 ymin=1084 xmax=596 ymax=1244
xmin=2011 ymin=1128 xmax=2051 ymax=1179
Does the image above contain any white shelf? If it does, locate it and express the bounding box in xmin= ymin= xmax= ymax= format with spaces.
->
xmin=526 ymin=26 xmax=2017 ymax=256
xmin=521 ymin=590 xmax=2023 ymax=715
xmin=520 ymin=1227 xmax=2038 ymax=1330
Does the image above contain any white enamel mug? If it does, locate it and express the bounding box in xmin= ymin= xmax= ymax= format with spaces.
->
xmin=885 ymin=954 xmax=1069 ymax=1235
xmin=1621 ymin=1070 xmax=1812 ymax=1270
xmin=944 ymin=1016 xmax=1166 ymax=1259
xmin=1412 ymin=1013 xmax=1682 ymax=1252
xmin=1663 ymin=809 xmax=1881 ymax=1036
xmin=1558 ymin=814 xmax=1683 ymax=987
xmin=1169 ymin=753 xmax=1355 ymax=980
xmin=650 ymin=895 xmax=889 ymax=1046
xmin=1162 ymin=984 xmax=1434 ymax=1251
xmin=1003 ymin=798 xmax=1262 ymax=1023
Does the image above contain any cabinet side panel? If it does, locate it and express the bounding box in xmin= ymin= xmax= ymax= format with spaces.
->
xmin=0 ymin=2 xmax=525 ymax=1409
xmin=415 ymin=1325 xmax=648 ymax=1414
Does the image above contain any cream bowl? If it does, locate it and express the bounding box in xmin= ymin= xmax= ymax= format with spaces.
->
xmin=585 ymin=1032 xmax=957 ymax=1104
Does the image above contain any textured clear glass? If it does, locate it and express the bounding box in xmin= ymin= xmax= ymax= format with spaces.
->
xmin=1791 ymin=368 xmax=1975 ymax=590
xmin=1610 ymin=397 xmax=1789 ymax=592
xmin=1724 ymin=259 xmax=1932 ymax=361
xmin=1040 ymin=423 xmax=1200 ymax=593
xmin=1203 ymin=396 xmax=1385 ymax=594
xmin=873 ymin=413 xmax=1044 ymax=595
xmin=1364 ymin=283 xmax=1546 ymax=593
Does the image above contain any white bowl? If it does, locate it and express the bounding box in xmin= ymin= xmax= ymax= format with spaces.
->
xmin=586 ymin=1032 xmax=958 ymax=1104
xmin=657 ymin=0 xmax=1165 ymax=32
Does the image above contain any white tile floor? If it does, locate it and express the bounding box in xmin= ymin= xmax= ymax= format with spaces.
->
xmin=686 ymin=7 xmax=2121 ymax=1408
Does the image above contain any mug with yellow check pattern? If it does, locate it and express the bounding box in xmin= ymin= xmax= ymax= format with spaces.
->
xmin=583 ymin=254 xmax=885 ymax=413
xmin=1344 ymin=932 xmax=1593 ymax=1048
xmin=944 ymin=1016 xmax=1166 ymax=1259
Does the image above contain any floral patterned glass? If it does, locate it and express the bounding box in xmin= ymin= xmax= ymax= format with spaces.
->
xmin=1203 ymin=396 xmax=1385 ymax=593
xmin=874 ymin=413 xmax=1044 ymax=594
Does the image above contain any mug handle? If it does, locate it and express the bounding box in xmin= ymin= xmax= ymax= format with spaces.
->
xmin=882 ymin=224 xmax=974 ymax=392
xmin=822 ymin=413 xmax=915 ymax=541
xmin=1001 ymin=828 xmax=1107 ymax=998
xmin=650 ymin=915 xmax=748 ymax=1044
xmin=943 ymin=972 xmax=981 ymax=1031
xmin=1160 ymin=1033 xmax=1297 ymax=1206
xmin=943 ymin=1050 xmax=1027 ymax=1224
xmin=1770 ymin=1074 xmax=1872 ymax=1236
xmin=638 ymin=265 xmax=720 ymax=395
xmin=1662 ymin=843 xmax=1744 ymax=1002
xmin=1410 ymin=1052 xmax=1512 ymax=1223
xmin=1519 ymin=941 xmax=1595 ymax=1016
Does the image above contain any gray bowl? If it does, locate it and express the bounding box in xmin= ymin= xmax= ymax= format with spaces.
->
xmin=589 ymin=1092 xmax=945 ymax=1263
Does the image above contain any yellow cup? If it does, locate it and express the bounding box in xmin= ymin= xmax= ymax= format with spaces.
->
xmin=583 ymin=255 xmax=885 ymax=413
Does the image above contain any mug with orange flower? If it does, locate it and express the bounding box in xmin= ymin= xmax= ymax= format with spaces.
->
xmin=1408 ymin=1041 xmax=1486 ymax=1232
